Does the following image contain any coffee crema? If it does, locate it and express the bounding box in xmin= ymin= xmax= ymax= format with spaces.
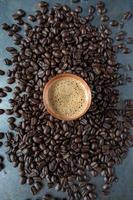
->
xmin=48 ymin=77 xmax=88 ymax=118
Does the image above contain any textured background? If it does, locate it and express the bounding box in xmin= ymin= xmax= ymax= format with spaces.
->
xmin=0 ymin=0 xmax=133 ymax=200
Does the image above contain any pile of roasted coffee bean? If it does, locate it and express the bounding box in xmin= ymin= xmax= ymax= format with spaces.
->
xmin=0 ymin=1 xmax=133 ymax=199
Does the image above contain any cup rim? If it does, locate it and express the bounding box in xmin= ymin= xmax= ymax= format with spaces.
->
xmin=43 ymin=73 xmax=92 ymax=121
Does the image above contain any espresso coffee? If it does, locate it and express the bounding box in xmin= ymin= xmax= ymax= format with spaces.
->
xmin=48 ymin=76 xmax=89 ymax=118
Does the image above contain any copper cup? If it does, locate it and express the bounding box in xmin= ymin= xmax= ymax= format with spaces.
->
xmin=43 ymin=73 xmax=92 ymax=121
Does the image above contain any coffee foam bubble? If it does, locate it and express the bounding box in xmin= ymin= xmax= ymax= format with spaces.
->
xmin=48 ymin=77 xmax=87 ymax=118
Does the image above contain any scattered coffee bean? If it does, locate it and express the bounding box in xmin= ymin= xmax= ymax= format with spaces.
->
xmin=0 ymin=142 xmax=3 ymax=147
xmin=1 ymin=23 xmax=10 ymax=30
xmin=75 ymin=6 xmax=82 ymax=13
xmin=122 ymin=47 xmax=131 ymax=54
xmin=127 ymin=37 xmax=133 ymax=44
xmin=16 ymin=9 xmax=26 ymax=17
xmin=0 ymin=109 xmax=5 ymax=115
xmin=123 ymin=11 xmax=132 ymax=20
xmin=0 ymin=91 xmax=7 ymax=98
xmin=0 ymin=70 xmax=5 ymax=75
xmin=4 ymin=58 xmax=12 ymax=65
xmin=4 ymin=86 xmax=12 ymax=93
xmin=110 ymin=20 xmax=119 ymax=26
xmin=28 ymin=15 xmax=36 ymax=22
xmin=0 ymin=132 xmax=4 ymax=139
xmin=7 ymin=117 xmax=16 ymax=123
xmin=7 ymin=77 xmax=15 ymax=84
xmin=5 ymin=109 xmax=14 ymax=115
xmin=101 ymin=15 xmax=109 ymax=22
xmin=88 ymin=5 xmax=95 ymax=15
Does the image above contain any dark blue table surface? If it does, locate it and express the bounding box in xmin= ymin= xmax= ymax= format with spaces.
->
xmin=0 ymin=0 xmax=133 ymax=200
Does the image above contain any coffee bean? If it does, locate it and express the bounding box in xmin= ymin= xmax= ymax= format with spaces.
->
xmin=7 ymin=77 xmax=15 ymax=84
xmin=127 ymin=37 xmax=133 ymax=44
xmin=20 ymin=176 xmax=27 ymax=184
xmin=4 ymin=86 xmax=12 ymax=93
xmin=0 ymin=70 xmax=5 ymax=75
xmin=0 ymin=91 xmax=7 ymax=97
xmin=88 ymin=5 xmax=95 ymax=15
xmin=101 ymin=15 xmax=109 ymax=22
xmin=7 ymin=117 xmax=16 ymax=123
xmin=16 ymin=9 xmax=26 ymax=17
xmin=17 ymin=19 xmax=24 ymax=25
xmin=30 ymin=185 xmax=38 ymax=195
xmin=75 ymin=6 xmax=82 ymax=13
xmin=123 ymin=11 xmax=132 ymax=20
xmin=4 ymin=58 xmax=12 ymax=65
xmin=110 ymin=20 xmax=119 ymax=27
xmin=0 ymin=132 xmax=4 ymax=139
xmin=37 ymin=1 xmax=48 ymax=8
xmin=28 ymin=15 xmax=36 ymax=22
xmin=5 ymin=109 xmax=14 ymax=115
xmin=0 ymin=142 xmax=3 ymax=147
xmin=11 ymin=24 xmax=21 ymax=32
xmin=0 ymin=109 xmax=5 ymax=115
xmin=27 ymin=177 xmax=34 ymax=185
xmin=122 ymin=47 xmax=131 ymax=54
xmin=1 ymin=23 xmax=10 ymax=30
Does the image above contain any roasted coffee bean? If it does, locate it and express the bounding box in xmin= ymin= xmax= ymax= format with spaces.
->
xmin=30 ymin=185 xmax=38 ymax=195
xmin=27 ymin=177 xmax=34 ymax=185
xmin=110 ymin=20 xmax=119 ymax=26
xmin=122 ymin=47 xmax=131 ymax=54
xmin=0 ymin=70 xmax=5 ymax=75
xmin=0 ymin=132 xmax=4 ymax=139
xmin=88 ymin=5 xmax=95 ymax=15
xmin=123 ymin=11 xmax=132 ymax=20
xmin=127 ymin=37 xmax=133 ymax=44
xmin=4 ymin=58 xmax=12 ymax=65
xmin=0 ymin=142 xmax=3 ymax=147
xmin=5 ymin=109 xmax=14 ymax=115
xmin=0 ymin=91 xmax=7 ymax=97
xmin=7 ymin=77 xmax=15 ymax=84
xmin=75 ymin=6 xmax=82 ymax=13
xmin=7 ymin=117 xmax=16 ymax=123
xmin=11 ymin=24 xmax=21 ymax=32
xmin=1 ymin=23 xmax=10 ymax=30
xmin=20 ymin=176 xmax=27 ymax=184
xmin=0 ymin=156 xmax=4 ymax=163
xmin=16 ymin=9 xmax=26 ymax=17
xmin=17 ymin=19 xmax=24 ymax=25
xmin=96 ymin=1 xmax=105 ymax=8
xmin=37 ymin=1 xmax=48 ymax=8
xmin=0 ymin=109 xmax=5 ymax=115
xmin=28 ymin=15 xmax=36 ymax=22
xmin=12 ymin=13 xmax=21 ymax=21
xmin=4 ymin=86 xmax=12 ymax=93
xmin=101 ymin=15 xmax=109 ymax=22
xmin=6 ymin=47 xmax=17 ymax=54
xmin=97 ymin=7 xmax=107 ymax=15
